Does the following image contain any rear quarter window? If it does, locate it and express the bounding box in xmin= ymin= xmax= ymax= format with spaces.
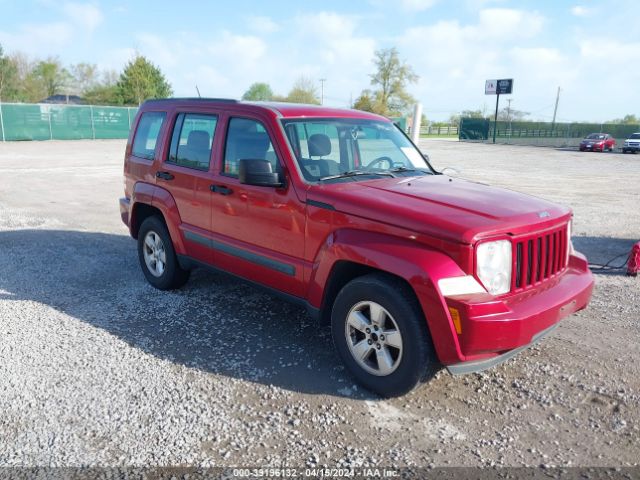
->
xmin=132 ymin=112 xmax=166 ymax=160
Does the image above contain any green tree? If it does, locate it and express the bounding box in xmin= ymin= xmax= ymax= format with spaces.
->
xmin=461 ymin=109 xmax=488 ymax=118
xmin=83 ymin=84 xmax=122 ymax=105
xmin=71 ymin=62 xmax=99 ymax=95
xmin=368 ymin=47 xmax=418 ymax=116
xmin=83 ymin=68 xmax=122 ymax=105
xmin=497 ymin=107 xmax=529 ymax=122
xmin=0 ymin=44 xmax=19 ymax=102
xmin=606 ymin=114 xmax=639 ymax=124
xmin=284 ymin=76 xmax=320 ymax=105
xmin=30 ymin=57 xmax=72 ymax=97
xmin=242 ymin=82 xmax=274 ymax=101
xmin=117 ymin=55 xmax=172 ymax=106
xmin=353 ymin=89 xmax=376 ymax=112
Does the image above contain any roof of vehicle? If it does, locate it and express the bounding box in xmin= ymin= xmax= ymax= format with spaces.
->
xmin=140 ymin=98 xmax=388 ymax=121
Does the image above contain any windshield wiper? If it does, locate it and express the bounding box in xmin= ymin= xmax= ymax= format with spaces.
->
xmin=319 ymin=170 xmax=396 ymax=182
xmin=388 ymin=166 xmax=432 ymax=175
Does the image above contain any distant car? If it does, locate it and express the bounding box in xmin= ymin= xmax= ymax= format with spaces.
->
xmin=579 ymin=133 xmax=615 ymax=152
xmin=622 ymin=133 xmax=640 ymax=154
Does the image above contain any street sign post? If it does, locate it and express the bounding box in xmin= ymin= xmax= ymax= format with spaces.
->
xmin=485 ymin=79 xmax=513 ymax=143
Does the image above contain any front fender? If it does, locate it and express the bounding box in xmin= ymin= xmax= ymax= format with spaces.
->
xmin=308 ymin=229 xmax=468 ymax=364
xmin=130 ymin=182 xmax=187 ymax=256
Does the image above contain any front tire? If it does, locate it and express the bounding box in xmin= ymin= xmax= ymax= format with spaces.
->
xmin=331 ymin=273 xmax=437 ymax=397
xmin=137 ymin=216 xmax=190 ymax=290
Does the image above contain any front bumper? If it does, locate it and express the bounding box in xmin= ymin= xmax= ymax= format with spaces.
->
xmin=622 ymin=145 xmax=640 ymax=152
xmin=443 ymin=252 xmax=594 ymax=373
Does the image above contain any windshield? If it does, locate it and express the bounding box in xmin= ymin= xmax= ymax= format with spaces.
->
xmin=586 ymin=133 xmax=606 ymax=140
xmin=629 ymin=133 xmax=640 ymax=139
xmin=281 ymin=118 xmax=433 ymax=182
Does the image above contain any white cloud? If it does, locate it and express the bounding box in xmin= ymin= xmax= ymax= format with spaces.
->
xmin=290 ymin=12 xmax=376 ymax=103
xmin=122 ymin=30 xmax=270 ymax=99
xmin=0 ymin=22 xmax=73 ymax=54
xmin=136 ymin=33 xmax=179 ymax=67
xmin=62 ymin=2 xmax=103 ymax=32
xmin=570 ymin=5 xmax=592 ymax=17
xmin=400 ymin=0 xmax=438 ymax=11
xmin=396 ymin=8 xmax=557 ymax=120
xmin=578 ymin=37 xmax=640 ymax=62
xmin=207 ymin=32 xmax=267 ymax=65
xmin=477 ymin=8 xmax=544 ymax=39
xmin=99 ymin=47 xmax=135 ymax=72
xmin=247 ymin=16 xmax=279 ymax=34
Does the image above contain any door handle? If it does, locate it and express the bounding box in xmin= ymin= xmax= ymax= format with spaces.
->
xmin=210 ymin=185 xmax=234 ymax=196
xmin=156 ymin=171 xmax=174 ymax=181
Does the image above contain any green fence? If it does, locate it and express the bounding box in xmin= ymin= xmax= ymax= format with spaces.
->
xmin=0 ymin=103 xmax=138 ymax=141
xmin=459 ymin=117 xmax=640 ymax=147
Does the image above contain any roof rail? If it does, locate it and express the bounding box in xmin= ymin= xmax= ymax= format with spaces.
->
xmin=144 ymin=97 xmax=239 ymax=103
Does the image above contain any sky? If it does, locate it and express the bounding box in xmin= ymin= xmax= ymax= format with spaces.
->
xmin=0 ymin=0 xmax=638 ymax=122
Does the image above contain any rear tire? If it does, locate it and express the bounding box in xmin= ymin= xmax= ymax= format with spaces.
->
xmin=137 ymin=216 xmax=190 ymax=290
xmin=331 ymin=273 xmax=437 ymax=397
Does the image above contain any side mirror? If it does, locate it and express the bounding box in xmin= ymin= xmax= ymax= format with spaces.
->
xmin=238 ymin=159 xmax=283 ymax=187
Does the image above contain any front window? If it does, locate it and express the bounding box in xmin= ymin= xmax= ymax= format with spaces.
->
xmin=224 ymin=118 xmax=279 ymax=177
xmin=586 ymin=133 xmax=605 ymax=140
xmin=282 ymin=118 xmax=433 ymax=182
xmin=629 ymin=133 xmax=640 ymax=140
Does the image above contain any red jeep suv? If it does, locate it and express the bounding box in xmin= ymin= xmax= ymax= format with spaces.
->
xmin=120 ymin=98 xmax=594 ymax=397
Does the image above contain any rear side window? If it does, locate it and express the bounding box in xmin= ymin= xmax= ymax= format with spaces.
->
xmin=168 ymin=113 xmax=218 ymax=170
xmin=132 ymin=112 xmax=166 ymax=160
xmin=223 ymin=118 xmax=278 ymax=177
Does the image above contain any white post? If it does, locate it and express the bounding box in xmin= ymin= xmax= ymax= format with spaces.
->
xmin=411 ymin=103 xmax=422 ymax=144
xmin=48 ymin=109 xmax=53 ymax=140
xmin=0 ymin=100 xmax=5 ymax=142
xmin=90 ymin=105 xmax=96 ymax=140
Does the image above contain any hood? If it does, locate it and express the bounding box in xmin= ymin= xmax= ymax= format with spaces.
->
xmin=308 ymin=175 xmax=570 ymax=244
xmin=582 ymin=138 xmax=604 ymax=143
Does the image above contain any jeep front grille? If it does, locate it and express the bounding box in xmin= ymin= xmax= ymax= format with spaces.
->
xmin=512 ymin=224 xmax=568 ymax=291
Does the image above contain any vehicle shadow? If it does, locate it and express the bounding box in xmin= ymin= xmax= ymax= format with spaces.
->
xmin=0 ymin=229 xmax=368 ymax=398
xmin=573 ymin=236 xmax=636 ymax=274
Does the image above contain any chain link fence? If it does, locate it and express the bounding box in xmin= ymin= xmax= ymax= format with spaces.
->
xmin=0 ymin=102 xmax=138 ymax=141
xmin=459 ymin=118 xmax=640 ymax=148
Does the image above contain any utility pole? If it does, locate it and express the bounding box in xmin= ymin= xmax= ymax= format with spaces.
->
xmin=319 ymin=78 xmax=327 ymax=105
xmin=492 ymin=92 xmax=500 ymax=144
xmin=551 ymin=86 xmax=561 ymax=134
xmin=506 ymin=99 xmax=513 ymax=138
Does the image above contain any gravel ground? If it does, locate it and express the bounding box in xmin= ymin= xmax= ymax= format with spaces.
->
xmin=0 ymin=139 xmax=638 ymax=469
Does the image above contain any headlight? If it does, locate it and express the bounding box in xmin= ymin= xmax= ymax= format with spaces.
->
xmin=476 ymin=240 xmax=512 ymax=295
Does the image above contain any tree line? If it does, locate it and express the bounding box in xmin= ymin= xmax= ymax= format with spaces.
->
xmin=0 ymin=44 xmax=171 ymax=106
xmin=4 ymin=41 xmax=635 ymax=124
xmin=1 ymin=43 xmax=418 ymax=116
xmin=243 ymin=48 xmax=418 ymax=117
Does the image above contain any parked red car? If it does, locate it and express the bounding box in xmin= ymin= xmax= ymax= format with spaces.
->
xmin=579 ymin=133 xmax=616 ymax=152
xmin=120 ymin=99 xmax=594 ymax=396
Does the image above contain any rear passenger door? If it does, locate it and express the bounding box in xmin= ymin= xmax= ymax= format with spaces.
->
xmin=156 ymin=112 xmax=219 ymax=265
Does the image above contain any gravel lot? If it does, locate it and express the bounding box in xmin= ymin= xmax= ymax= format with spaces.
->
xmin=0 ymin=139 xmax=638 ymax=469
